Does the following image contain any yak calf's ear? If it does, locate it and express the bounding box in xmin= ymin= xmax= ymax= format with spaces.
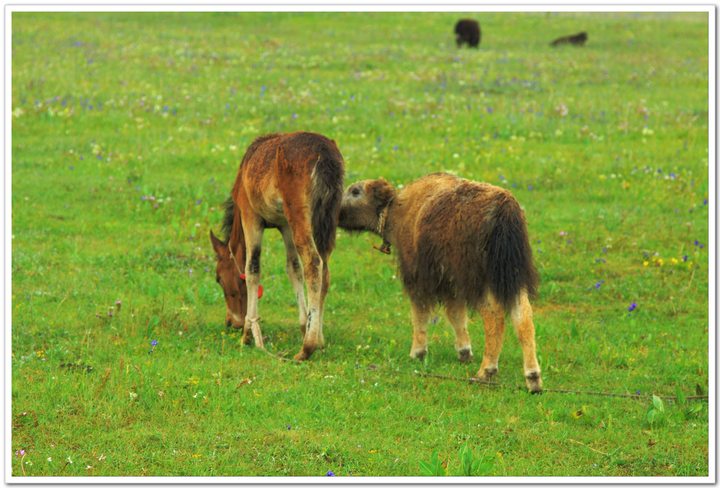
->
xmin=209 ymin=230 xmax=227 ymax=258
xmin=367 ymin=178 xmax=395 ymax=207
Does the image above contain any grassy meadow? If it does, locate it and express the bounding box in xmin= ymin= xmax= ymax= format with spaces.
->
xmin=10 ymin=12 xmax=710 ymax=477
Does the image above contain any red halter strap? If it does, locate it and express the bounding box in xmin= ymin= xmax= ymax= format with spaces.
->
xmin=229 ymin=246 xmax=264 ymax=299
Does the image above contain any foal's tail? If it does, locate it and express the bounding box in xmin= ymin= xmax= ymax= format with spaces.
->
xmin=485 ymin=195 xmax=539 ymax=310
xmin=310 ymin=146 xmax=345 ymax=257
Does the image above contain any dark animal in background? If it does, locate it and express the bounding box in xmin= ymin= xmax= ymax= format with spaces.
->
xmin=551 ymin=31 xmax=588 ymax=47
xmin=210 ymin=132 xmax=345 ymax=361
xmin=454 ymin=19 xmax=481 ymax=48
xmin=338 ymin=173 xmax=542 ymax=393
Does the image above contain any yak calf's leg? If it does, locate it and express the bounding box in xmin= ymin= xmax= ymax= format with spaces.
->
xmin=281 ymin=226 xmax=308 ymax=338
xmin=476 ymin=294 xmax=506 ymax=381
xmin=444 ymin=300 xmax=473 ymax=363
xmin=510 ymin=291 xmax=542 ymax=393
xmin=409 ymin=301 xmax=431 ymax=361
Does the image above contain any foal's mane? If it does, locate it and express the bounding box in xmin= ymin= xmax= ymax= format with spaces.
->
xmin=221 ymin=196 xmax=235 ymax=244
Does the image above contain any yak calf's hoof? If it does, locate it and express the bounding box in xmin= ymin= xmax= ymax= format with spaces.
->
xmin=457 ymin=348 xmax=473 ymax=363
xmin=525 ymin=371 xmax=543 ymax=394
xmin=477 ymin=367 xmax=497 ymax=381
xmin=409 ymin=348 xmax=427 ymax=362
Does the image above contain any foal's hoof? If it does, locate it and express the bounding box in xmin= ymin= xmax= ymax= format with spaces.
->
xmin=525 ymin=371 xmax=543 ymax=394
xmin=293 ymin=346 xmax=315 ymax=361
xmin=457 ymin=348 xmax=473 ymax=363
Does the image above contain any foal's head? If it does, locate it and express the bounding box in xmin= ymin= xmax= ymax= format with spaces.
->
xmin=210 ymin=230 xmax=247 ymax=328
xmin=338 ymin=178 xmax=395 ymax=233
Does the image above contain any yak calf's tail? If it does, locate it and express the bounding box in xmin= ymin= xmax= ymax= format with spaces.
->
xmin=485 ymin=197 xmax=539 ymax=311
xmin=310 ymin=148 xmax=345 ymax=257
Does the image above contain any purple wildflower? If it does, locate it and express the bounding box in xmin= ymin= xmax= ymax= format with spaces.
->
xmin=486 ymin=106 xmax=494 ymax=114
xmin=703 ymin=198 xmax=708 ymax=205
xmin=326 ymin=471 xmax=335 ymax=476
xmin=683 ymin=255 xmax=688 ymax=262
xmin=292 ymin=113 xmax=298 ymax=119
xmin=195 ymin=199 xmax=202 ymax=205
xmin=151 ymin=339 xmax=158 ymax=347
xmin=594 ymin=280 xmax=604 ymax=289
xmin=628 ymin=302 xmax=637 ymax=312
xmin=635 ymin=390 xmax=641 ymax=396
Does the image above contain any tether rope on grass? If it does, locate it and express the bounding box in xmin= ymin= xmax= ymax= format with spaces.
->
xmin=250 ymin=350 xmax=709 ymax=403
xmin=414 ymin=371 xmax=709 ymax=403
xmin=258 ymin=344 xmax=301 ymax=364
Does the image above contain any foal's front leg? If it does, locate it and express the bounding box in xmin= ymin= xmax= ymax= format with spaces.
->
xmin=280 ymin=226 xmax=308 ymax=337
xmin=240 ymin=211 xmax=265 ymax=349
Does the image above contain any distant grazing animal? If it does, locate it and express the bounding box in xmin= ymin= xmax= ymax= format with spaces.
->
xmin=550 ymin=31 xmax=588 ymax=47
xmin=454 ymin=19 xmax=481 ymax=48
xmin=210 ymin=132 xmax=345 ymax=361
xmin=338 ymin=173 xmax=542 ymax=393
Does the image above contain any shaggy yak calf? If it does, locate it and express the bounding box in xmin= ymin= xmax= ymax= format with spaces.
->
xmin=338 ymin=173 xmax=542 ymax=393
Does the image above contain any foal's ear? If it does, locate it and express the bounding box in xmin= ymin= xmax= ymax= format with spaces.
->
xmin=367 ymin=178 xmax=394 ymax=207
xmin=209 ymin=230 xmax=227 ymax=258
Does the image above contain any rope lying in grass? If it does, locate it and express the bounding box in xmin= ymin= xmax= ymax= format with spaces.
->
xmin=259 ymin=346 xmax=301 ymax=364
xmin=251 ymin=342 xmax=708 ymax=403
xmin=414 ymin=371 xmax=709 ymax=403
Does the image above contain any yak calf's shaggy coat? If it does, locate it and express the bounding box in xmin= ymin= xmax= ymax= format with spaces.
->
xmin=338 ymin=173 xmax=542 ymax=392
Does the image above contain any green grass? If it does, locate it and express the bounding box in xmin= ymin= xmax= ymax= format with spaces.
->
xmin=11 ymin=11 xmax=709 ymax=477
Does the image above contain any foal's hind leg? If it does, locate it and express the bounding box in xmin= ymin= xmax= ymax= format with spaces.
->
xmin=316 ymin=257 xmax=331 ymax=349
xmin=476 ymin=294 xmax=505 ymax=381
xmin=510 ymin=291 xmax=542 ymax=393
xmin=444 ymin=300 xmax=473 ymax=363
xmin=286 ymin=215 xmax=324 ymax=361
xmin=239 ymin=209 xmax=265 ymax=349
xmin=280 ymin=226 xmax=308 ymax=337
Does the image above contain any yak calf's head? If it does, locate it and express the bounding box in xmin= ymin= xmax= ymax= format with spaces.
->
xmin=209 ymin=230 xmax=247 ymax=328
xmin=338 ymin=178 xmax=396 ymax=233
